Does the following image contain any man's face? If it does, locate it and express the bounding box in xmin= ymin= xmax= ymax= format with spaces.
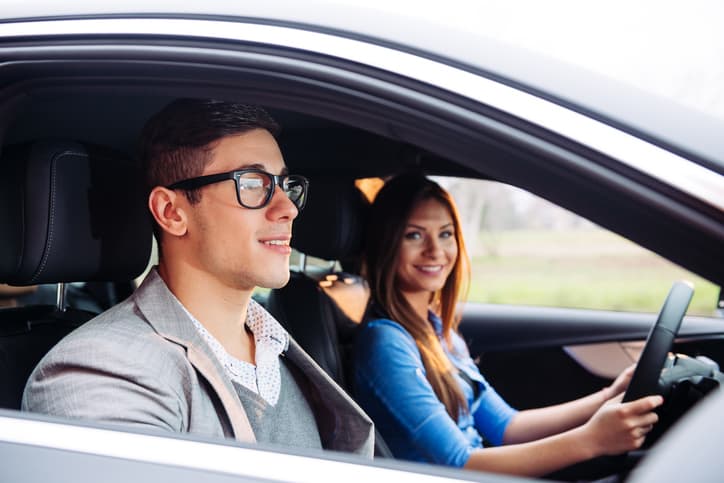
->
xmin=183 ymin=129 xmax=298 ymax=291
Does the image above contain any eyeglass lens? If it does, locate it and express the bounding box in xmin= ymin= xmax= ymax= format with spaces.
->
xmin=237 ymin=172 xmax=305 ymax=209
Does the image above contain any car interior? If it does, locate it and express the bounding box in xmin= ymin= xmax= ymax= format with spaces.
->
xmin=0 ymin=76 xmax=722 ymax=480
xmin=0 ymin=92 xmax=429 ymax=455
xmin=0 ymin=139 xmax=152 ymax=409
xmin=267 ymin=176 xmax=371 ymax=389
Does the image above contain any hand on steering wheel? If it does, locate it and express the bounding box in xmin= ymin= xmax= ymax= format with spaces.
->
xmin=585 ymin=393 xmax=663 ymax=456
xmin=622 ymin=281 xmax=694 ymax=403
xmin=603 ymin=364 xmax=636 ymax=400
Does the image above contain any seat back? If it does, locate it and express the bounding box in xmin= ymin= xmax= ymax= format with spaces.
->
xmin=266 ymin=176 xmax=394 ymax=458
xmin=267 ymin=176 xmax=370 ymax=387
xmin=0 ymin=140 xmax=152 ymax=409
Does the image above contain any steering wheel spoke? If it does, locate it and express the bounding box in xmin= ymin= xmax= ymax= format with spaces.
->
xmin=623 ymin=281 xmax=694 ymax=402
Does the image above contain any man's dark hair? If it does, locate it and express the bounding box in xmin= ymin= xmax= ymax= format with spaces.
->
xmin=138 ymin=98 xmax=280 ymax=246
xmin=139 ymin=98 xmax=280 ymax=203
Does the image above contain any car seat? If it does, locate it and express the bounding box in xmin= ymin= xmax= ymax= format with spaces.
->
xmin=267 ymin=176 xmax=370 ymax=386
xmin=0 ymin=140 xmax=152 ymax=409
xmin=266 ymin=176 xmax=393 ymax=457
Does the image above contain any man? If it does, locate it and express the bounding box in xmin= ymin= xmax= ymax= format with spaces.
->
xmin=22 ymin=99 xmax=373 ymax=456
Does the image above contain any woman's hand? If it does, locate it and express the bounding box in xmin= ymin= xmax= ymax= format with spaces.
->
xmin=602 ymin=364 xmax=636 ymax=400
xmin=583 ymin=393 xmax=663 ymax=456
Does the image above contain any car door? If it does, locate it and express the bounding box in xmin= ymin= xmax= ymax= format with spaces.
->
xmin=1 ymin=7 xmax=723 ymax=481
xmin=461 ymin=301 xmax=724 ymax=409
xmin=426 ymin=176 xmax=723 ymax=410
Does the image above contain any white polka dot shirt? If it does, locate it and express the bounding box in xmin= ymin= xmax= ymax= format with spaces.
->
xmin=183 ymin=299 xmax=290 ymax=406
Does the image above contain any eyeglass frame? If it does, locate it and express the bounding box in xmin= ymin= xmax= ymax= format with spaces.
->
xmin=165 ymin=168 xmax=309 ymax=211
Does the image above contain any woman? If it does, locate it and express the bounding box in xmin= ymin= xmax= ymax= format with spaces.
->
xmin=353 ymin=173 xmax=662 ymax=477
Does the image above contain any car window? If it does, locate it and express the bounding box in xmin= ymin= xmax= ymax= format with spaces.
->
xmin=431 ymin=177 xmax=719 ymax=316
xmin=253 ymin=252 xmax=341 ymax=305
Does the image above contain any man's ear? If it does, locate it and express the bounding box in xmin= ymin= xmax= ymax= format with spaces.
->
xmin=148 ymin=187 xmax=188 ymax=237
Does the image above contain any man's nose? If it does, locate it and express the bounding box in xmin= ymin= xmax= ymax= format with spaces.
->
xmin=266 ymin=185 xmax=299 ymax=221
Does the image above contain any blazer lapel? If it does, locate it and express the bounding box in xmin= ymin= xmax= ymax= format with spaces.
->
xmin=286 ymin=339 xmax=374 ymax=454
xmin=133 ymin=269 xmax=256 ymax=443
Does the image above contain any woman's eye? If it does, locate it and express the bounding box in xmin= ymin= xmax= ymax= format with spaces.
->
xmin=440 ymin=230 xmax=454 ymax=239
xmin=404 ymin=231 xmax=422 ymax=240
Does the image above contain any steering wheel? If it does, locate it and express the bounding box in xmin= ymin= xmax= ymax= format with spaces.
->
xmin=622 ymin=281 xmax=694 ymax=403
xmin=556 ymin=282 xmax=696 ymax=479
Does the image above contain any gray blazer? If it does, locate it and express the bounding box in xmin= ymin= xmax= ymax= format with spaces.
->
xmin=22 ymin=269 xmax=374 ymax=457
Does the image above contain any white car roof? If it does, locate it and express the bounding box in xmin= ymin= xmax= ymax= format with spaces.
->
xmin=2 ymin=0 xmax=723 ymax=168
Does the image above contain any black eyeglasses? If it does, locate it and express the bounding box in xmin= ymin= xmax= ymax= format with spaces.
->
xmin=166 ymin=168 xmax=309 ymax=210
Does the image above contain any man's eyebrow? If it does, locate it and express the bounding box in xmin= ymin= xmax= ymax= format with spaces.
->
xmin=236 ymin=163 xmax=289 ymax=175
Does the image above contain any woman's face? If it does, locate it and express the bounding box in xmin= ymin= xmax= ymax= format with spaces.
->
xmin=395 ymin=197 xmax=458 ymax=298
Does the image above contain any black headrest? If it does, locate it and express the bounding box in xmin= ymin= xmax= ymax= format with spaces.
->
xmin=0 ymin=140 xmax=152 ymax=285
xmin=292 ymin=177 xmax=369 ymax=262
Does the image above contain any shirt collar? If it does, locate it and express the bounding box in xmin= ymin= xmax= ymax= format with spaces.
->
xmin=178 ymin=296 xmax=290 ymax=406
xmin=428 ymin=309 xmax=444 ymax=336
xmin=245 ymin=298 xmax=290 ymax=355
xmin=172 ymin=293 xmax=290 ymax=355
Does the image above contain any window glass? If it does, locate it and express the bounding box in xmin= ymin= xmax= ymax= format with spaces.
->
xmin=289 ymin=251 xmax=340 ymax=275
xmin=433 ymin=177 xmax=719 ymax=316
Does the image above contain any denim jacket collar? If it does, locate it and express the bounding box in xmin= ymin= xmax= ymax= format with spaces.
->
xmin=428 ymin=310 xmax=444 ymax=337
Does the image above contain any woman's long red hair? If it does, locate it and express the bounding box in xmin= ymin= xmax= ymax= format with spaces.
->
xmin=364 ymin=174 xmax=471 ymax=419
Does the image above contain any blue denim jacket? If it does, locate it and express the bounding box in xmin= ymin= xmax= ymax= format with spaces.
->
xmin=353 ymin=312 xmax=517 ymax=467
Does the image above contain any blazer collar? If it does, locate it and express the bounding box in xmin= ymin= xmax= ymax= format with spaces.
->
xmin=133 ymin=268 xmax=373 ymax=454
xmin=133 ymin=267 xmax=255 ymax=442
xmin=285 ymin=339 xmax=374 ymax=453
